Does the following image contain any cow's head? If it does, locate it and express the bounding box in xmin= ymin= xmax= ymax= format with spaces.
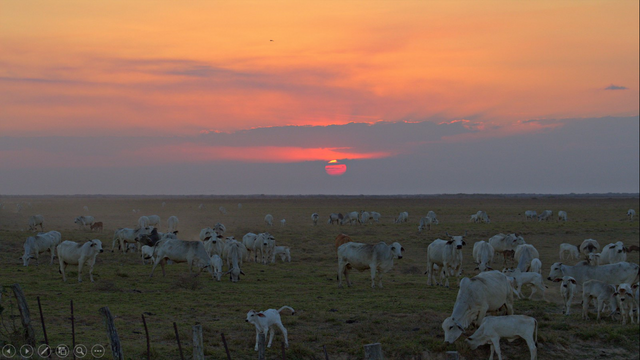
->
xmin=442 ymin=317 xmax=465 ymax=343
xmin=390 ymin=242 xmax=404 ymax=259
xmin=547 ymin=262 xmax=564 ymax=281
xmin=90 ymin=239 xmax=104 ymax=253
xmin=445 ymin=232 xmax=466 ymax=249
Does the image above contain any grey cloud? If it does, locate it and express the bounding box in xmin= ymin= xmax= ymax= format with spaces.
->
xmin=605 ymin=85 xmax=628 ymax=90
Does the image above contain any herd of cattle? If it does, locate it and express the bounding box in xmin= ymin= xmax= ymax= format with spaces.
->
xmin=17 ymin=207 xmax=640 ymax=358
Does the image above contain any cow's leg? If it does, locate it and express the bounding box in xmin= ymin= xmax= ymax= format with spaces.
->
xmin=88 ymin=258 xmax=96 ymax=282
xmin=77 ymin=258 xmax=84 ymax=282
xmin=337 ymin=261 xmax=344 ymax=288
xmin=596 ymin=299 xmax=604 ymax=321
xmin=254 ymin=330 xmax=260 ymax=351
xmin=276 ymin=322 xmax=288 ymax=348
xmin=525 ymin=335 xmax=537 ymax=360
xmin=60 ymin=261 xmax=67 ymax=282
xmin=582 ymin=296 xmax=590 ymax=320
xmin=267 ymin=326 xmax=275 ymax=347
xmin=50 ymin=249 xmax=56 ymax=265
xmin=370 ymin=265 xmax=377 ymax=288
xmin=150 ymin=256 xmax=162 ymax=277
xmin=491 ymin=337 xmax=502 ymax=360
xmin=489 ymin=342 xmax=495 ymax=360
xmin=426 ymin=262 xmax=432 ymax=286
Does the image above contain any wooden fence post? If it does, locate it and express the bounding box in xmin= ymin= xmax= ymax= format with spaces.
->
xmin=364 ymin=343 xmax=383 ymax=360
xmin=10 ymin=284 xmax=36 ymax=347
xmin=99 ymin=306 xmax=124 ymax=360
xmin=221 ymin=333 xmax=232 ymax=360
xmin=174 ymin=322 xmax=185 ymax=360
xmin=445 ymin=351 xmax=459 ymax=360
xmin=257 ymin=333 xmax=266 ymax=360
xmin=142 ymin=314 xmax=150 ymax=360
xmin=192 ymin=324 xmax=204 ymax=360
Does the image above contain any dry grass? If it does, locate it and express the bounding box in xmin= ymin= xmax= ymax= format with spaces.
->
xmin=0 ymin=195 xmax=638 ymax=359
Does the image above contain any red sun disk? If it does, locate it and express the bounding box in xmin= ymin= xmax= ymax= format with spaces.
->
xmin=325 ymin=163 xmax=347 ymax=176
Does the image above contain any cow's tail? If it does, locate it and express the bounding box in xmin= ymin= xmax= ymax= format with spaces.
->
xmin=277 ymin=306 xmax=295 ymax=315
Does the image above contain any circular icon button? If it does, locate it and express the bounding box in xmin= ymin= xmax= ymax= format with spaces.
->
xmin=91 ymin=344 xmax=106 ymax=358
xmin=55 ymin=344 xmax=70 ymax=358
xmin=73 ymin=344 xmax=87 ymax=358
xmin=19 ymin=345 xmax=34 ymax=358
xmin=37 ymin=344 xmax=52 ymax=357
xmin=2 ymin=344 xmax=17 ymax=358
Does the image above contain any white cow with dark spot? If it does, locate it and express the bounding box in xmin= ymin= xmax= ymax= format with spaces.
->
xmin=466 ymin=315 xmax=538 ymax=360
xmin=599 ymin=241 xmax=628 ymax=265
xmin=476 ymin=210 xmax=490 ymax=224
xmin=311 ymin=213 xmax=319 ymax=225
xmin=442 ymin=270 xmax=514 ymax=343
xmin=337 ymin=241 xmax=404 ymax=288
xmin=579 ymin=239 xmax=600 ymax=258
xmin=112 ymin=227 xmax=151 ymax=253
xmin=28 ymin=215 xmax=44 ymax=232
xmin=57 ymin=239 xmax=104 ymax=282
xmin=21 ymin=231 xmax=62 ymax=266
xmin=627 ymin=209 xmax=635 ymax=221
xmin=425 ymin=233 xmax=467 ymax=287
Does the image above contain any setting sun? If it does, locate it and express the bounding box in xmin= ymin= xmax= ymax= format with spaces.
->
xmin=325 ymin=160 xmax=346 ymax=176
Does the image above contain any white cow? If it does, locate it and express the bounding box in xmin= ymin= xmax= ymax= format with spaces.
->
xmin=557 ymin=210 xmax=567 ymax=221
xmin=537 ymin=210 xmax=552 ymax=221
xmin=579 ymin=238 xmax=600 ymax=258
xmin=167 ymin=216 xmax=179 ymax=233
xmin=83 ymin=205 xmax=89 ymax=212
xmin=489 ymin=233 xmax=525 ymax=266
xmin=199 ymin=227 xmax=215 ymax=241
xmin=242 ymin=232 xmax=259 ymax=262
xmin=141 ymin=245 xmax=155 ymax=265
xmin=245 ymin=306 xmax=295 ymax=351
xmin=616 ymin=283 xmax=639 ymax=324
xmin=28 ymin=215 xmax=44 ymax=232
xmin=558 ymin=243 xmax=580 ymax=261
xmin=395 ymin=211 xmax=409 ymax=223
xmin=554 ymin=276 xmax=577 ymax=315
xmin=582 ymin=279 xmax=619 ymax=321
xmin=273 ymin=246 xmax=291 ymax=262
xmin=210 ymin=254 xmax=223 ymax=281
xmin=370 ymin=211 xmax=381 ymax=223
xmin=112 ymin=227 xmax=151 ymax=253
xmin=514 ymin=244 xmax=540 ymax=272
xmin=256 ymin=232 xmax=276 ymax=264
xmin=74 ymin=215 xmax=95 ymax=230
xmin=146 ymin=215 xmax=161 ymax=228
xmin=280 ymin=219 xmax=286 ymax=226
xmin=222 ymin=240 xmax=246 ymax=282
xmin=150 ymin=239 xmax=214 ymax=279
xmin=57 ymin=239 xmax=104 ymax=282
xmin=425 ymin=233 xmax=467 ymax=287
xmin=138 ymin=216 xmax=150 ymax=229
xmin=442 ymin=271 xmax=514 ymax=343
xmin=418 ymin=216 xmax=436 ymax=232
xmin=359 ymin=211 xmax=371 ymax=225
xmin=327 ymin=213 xmax=340 ymax=225
xmin=599 ymin=241 xmax=628 ymax=265
xmin=627 ymin=209 xmax=636 ymax=221
xmin=465 ymin=315 xmax=538 ymax=360
xmin=473 ymin=241 xmax=494 ymax=272
xmin=530 ymin=258 xmax=542 ymax=274
xmin=337 ymin=241 xmax=404 ymax=288
xmin=204 ymin=234 xmax=225 ymax=258
xmin=547 ymin=261 xmax=640 ymax=286
xmin=219 ymin=206 xmax=227 ymax=215
xmin=476 ymin=210 xmax=490 ymax=224
xmin=214 ymin=223 xmax=226 ymax=236
xmin=587 ymin=253 xmax=601 ymax=266
xmin=21 ymin=231 xmax=62 ymax=266
xmin=264 ymin=214 xmax=273 ymax=226
xmin=503 ymin=268 xmax=547 ymax=300
xmin=524 ymin=210 xmax=537 ymax=220
xmin=469 ymin=214 xmax=479 ymax=223
xmin=345 ymin=211 xmax=359 ymax=225
xmin=426 ymin=211 xmax=439 ymax=224
xmin=311 ymin=213 xmax=319 ymax=225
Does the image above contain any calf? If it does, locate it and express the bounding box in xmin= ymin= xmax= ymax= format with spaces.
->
xmin=465 ymin=315 xmax=537 ymax=360
xmin=554 ymin=276 xmax=577 ymax=315
xmin=21 ymin=231 xmax=62 ymax=266
xmin=273 ymin=246 xmax=291 ymax=262
xmin=141 ymin=245 xmax=155 ymax=265
xmin=503 ymin=268 xmax=547 ymax=301
xmin=90 ymin=221 xmax=103 ymax=232
xmin=335 ymin=233 xmax=353 ymax=252
xmin=615 ymin=283 xmax=639 ymax=324
xmin=558 ymin=243 xmax=579 ymax=261
xmin=210 ymin=254 xmax=223 ymax=281
xmin=582 ymin=279 xmax=619 ymax=321
xmin=57 ymin=239 xmax=104 ymax=282
xmin=530 ymin=258 xmax=542 ymax=274
xmin=245 ymin=306 xmax=295 ymax=351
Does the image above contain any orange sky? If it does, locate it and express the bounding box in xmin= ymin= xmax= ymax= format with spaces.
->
xmin=1 ymin=1 xmax=638 ymax=138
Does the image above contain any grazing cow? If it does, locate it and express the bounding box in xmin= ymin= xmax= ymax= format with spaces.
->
xmin=395 ymin=211 xmax=409 ymax=223
xmin=530 ymin=258 xmax=542 ymax=274
xmin=547 ymin=261 xmax=639 ymax=286
xmin=469 ymin=214 xmax=479 ymax=223
xmin=210 ymin=254 xmax=223 ymax=281
xmin=581 ymin=279 xmax=619 ymax=321
xmin=280 ymin=219 xmax=286 ymax=226
xmin=345 ymin=211 xmax=359 ymax=225
xmin=503 ymin=268 xmax=547 ymax=300
xmin=242 ymin=233 xmax=259 ymax=262
xmin=579 ymin=239 xmax=600 ymax=258
xmin=473 ymin=241 xmax=494 ymax=272
xmin=466 ymin=315 xmax=538 ymax=360
xmin=28 ymin=215 xmax=45 ymax=232
xmin=57 ymin=239 xmax=104 ymax=282
xmin=489 ymin=233 xmax=525 ymax=266
xmin=514 ymin=244 xmax=540 ymax=272
xmin=146 ymin=215 xmax=161 ymax=228
xmin=167 ymin=216 xmax=179 ymax=233
xmin=370 ymin=211 xmax=381 ymax=223
xmin=599 ymin=241 xmax=628 ymax=265
xmin=559 ymin=243 xmax=580 ymax=261
xmin=557 ymin=210 xmax=567 ymax=221
xmin=273 ymin=246 xmax=291 ymax=262
xmin=337 ymin=241 xmax=404 ymax=288
xmin=537 ymin=210 xmax=552 ymax=221
xmin=426 ymin=211 xmax=439 ymax=224
xmin=628 ymin=209 xmax=636 ymax=221
xmin=327 ymin=213 xmax=340 ymax=225
xmin=90 ymin=221 xmax=103 ymax=232
xmin=335 ymin=233 xmax=353 ymax=252
xmin=425 ymin=233 xmax=467 ymax=287
xmin=21 ymin=231 xmax=62 ymax=266
xmin=223 ymin=239 xmax=245 ymax=282
xmin=476 ymin=210 xmax=490 ymax=224
xmin=112 ymin=227 xmax=151 ymax=252
xmin=150 ymin=239 xmax=215 ymax=279
xmin=311 ymin=213 xmax=319 ymax=225
xmin=442 ymin=271 xmax=514 ymax=343
xmin=141 ymin=245 xmax=155 ymax=265
xmin=138 ymin=216 xmax=150 ymax=229
xmin=554 ymin=276 xmax=577 ymax=315
xmin=359 ymin=211 xmax=371 ymax=225
xmin=74 ymin=215 xmax=95 ymax=230
xmin=524 ymin=210 xmax=537 ymax=220
xmin=418 ymin=216 xmax=435 ymax=232
xmin=245 ymin=306 xmax=295 ymax=351
xmin=264 ymin=214 xmax=273 ymax=226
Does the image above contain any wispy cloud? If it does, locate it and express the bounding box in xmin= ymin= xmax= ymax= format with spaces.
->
xmin=605 ymin=84 xmax=628 ymax=90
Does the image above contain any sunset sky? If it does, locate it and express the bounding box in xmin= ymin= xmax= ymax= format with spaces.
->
xmin=1 ymin=1 xmax=638 ymax=195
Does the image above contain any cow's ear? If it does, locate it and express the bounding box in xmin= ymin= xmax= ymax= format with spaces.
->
xmin=608 ymin=245 xmax=616 ymax=249
xmin=462 ymin=240 xmax=466 ymax=246
xmin=401 ymin=247 xmax=405 ymax=252
xmin=90 ymin=242 xmax=95 ymax=247
xmin=569 ymin=278 xmax=577 ymax=284
xmin=632 ymin=284 xmax=639 ymax=289
xmin=446 ymin=240 xmax=454 ymax=245
xmin=257 ymin=313 xmax=266 ymax=317
xmin=553 ymin=278 xmax=561 ymax=282
xmin=623 ymin=247 xmax=629 ymax=253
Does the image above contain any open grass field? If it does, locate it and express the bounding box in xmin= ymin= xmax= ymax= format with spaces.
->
xmin=0 ymin=195 xmax=638 ymax=360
